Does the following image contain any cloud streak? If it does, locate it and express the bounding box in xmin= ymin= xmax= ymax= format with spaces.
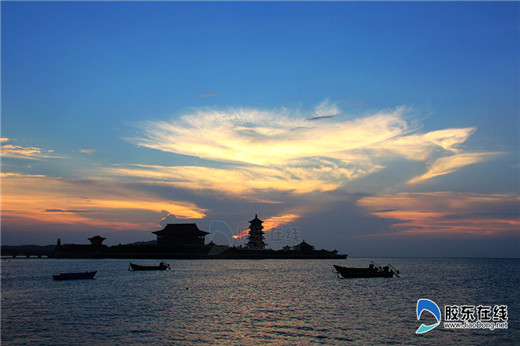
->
xmin=408 ymin=152 xmax=502 ymax=184
xmin=79 ymin=149 xmax=96 ymax=155
xmin=1 ymin=173 xmax=207 ymax=232
xmin=1 ymin=142 xmax=57 ymax=160
xmin=232 ymin=213 xmax=301 ymax=239
xmin=358 ymin=192 xmax=520 ymax=236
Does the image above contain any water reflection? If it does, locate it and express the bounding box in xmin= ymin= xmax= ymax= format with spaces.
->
xmin=2 ymin=258 xmax=519 ymax=344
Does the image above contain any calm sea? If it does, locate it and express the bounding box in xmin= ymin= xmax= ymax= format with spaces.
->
xmin=2 ymin=258 xmax=519 ymax=345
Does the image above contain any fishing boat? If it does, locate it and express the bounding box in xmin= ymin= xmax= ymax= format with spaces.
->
xmin=129 ymin=262 xmax=170 ymax=271
xmin=333 ymin=263 xmax=399 ymax=278
xmin=53 ymin=271 xmax=97 ymax=280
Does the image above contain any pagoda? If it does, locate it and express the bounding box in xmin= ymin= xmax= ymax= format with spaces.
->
xmin=246 ymin=214 xmax=266 ymax=250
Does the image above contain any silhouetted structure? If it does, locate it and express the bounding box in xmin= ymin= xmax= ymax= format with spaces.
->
xmin=37 ymin=216 xmax=347 ymax=259
xmin=153 ymin=223 xmax=208 ymax=249
xmin=293 ymin=240 xmax=315 ymax=252
xmin=246 ymin=214 xmax=266 ymax=250
xmin=89 ymin=235 xmax=106 ymax=247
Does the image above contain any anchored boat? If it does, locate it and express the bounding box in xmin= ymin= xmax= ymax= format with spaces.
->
xmin=53 ymin=271 xmax=97 ymax=280
xmin=333 ymin=263 xmax=399 ymax=278
xmin=129 ymin=262 xmax=170 ymax=271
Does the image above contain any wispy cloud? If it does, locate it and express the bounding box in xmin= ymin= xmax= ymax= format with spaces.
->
xmin=79 ymin=149 xmax=96 ymax=155
xmin=110 ymin=164 xmax=354 ymax=197
xmin=358 ymin=192 xmax=520 ymax=236
xmin=198 ymin=92 xmax=220 ymax=98
xmin=126 ymin=101 xmax=493 ymax=194
xmin=1 ymin=139 xmax=58 ymax=160
xmin=1 ymin=173 xmax=207 ymax=232
xmin=309 ymin=98 xmax=340 ymax=120
xmin=408 ymin=152 xmax=501 ymax=184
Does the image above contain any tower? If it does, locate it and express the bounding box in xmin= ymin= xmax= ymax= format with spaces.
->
xmin=246 ymin=214 xmax=266 ymax=250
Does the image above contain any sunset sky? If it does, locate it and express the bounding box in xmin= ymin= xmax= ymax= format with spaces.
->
xmin=2 ymin=2 xmax=519 ymax=257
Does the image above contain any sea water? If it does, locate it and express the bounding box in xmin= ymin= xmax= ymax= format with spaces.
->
xmin=2 ymin=258 xmax=519 ymax=345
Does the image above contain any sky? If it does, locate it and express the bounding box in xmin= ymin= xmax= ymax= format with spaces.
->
xmin=1 ymin=1 xmax=519 ymax=257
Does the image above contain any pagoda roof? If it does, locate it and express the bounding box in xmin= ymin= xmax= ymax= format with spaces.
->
xmin=153 ymin=223 xmax=209 ymax=235
xmin=88 ymin=235 xmax=106 ymax=241
xmin=249 ymin=214 xmax=263 ymax=223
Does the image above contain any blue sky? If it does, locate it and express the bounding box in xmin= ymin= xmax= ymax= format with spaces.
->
xmin=2 ymin=1 xmax=519 ymax=257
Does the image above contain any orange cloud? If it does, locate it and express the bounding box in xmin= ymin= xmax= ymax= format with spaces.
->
xmin=232 ymin=213 xmax=300 ymax=239
xmin=1 ymin=173 xmax=207 ymax=232
xmin=358 ymin=192 xmax=520 ymax=236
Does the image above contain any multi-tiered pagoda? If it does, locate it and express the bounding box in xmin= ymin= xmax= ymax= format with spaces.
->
xmin=246 ymin=214 xmax=266 ymax=250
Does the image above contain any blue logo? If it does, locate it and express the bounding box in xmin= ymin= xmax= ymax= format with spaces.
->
xmin=416 ymin=299 xmax=441 ymax=334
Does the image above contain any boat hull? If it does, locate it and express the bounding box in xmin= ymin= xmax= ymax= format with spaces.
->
xmin=129 ymin=263 xmax=169 ymax=271
xmin=333 ymin=265 xmax=395 ymax=278
xmin=53 ymin=271 xmax=97 ymax=280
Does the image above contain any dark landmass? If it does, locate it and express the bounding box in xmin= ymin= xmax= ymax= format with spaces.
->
xmin=1 ymin=217 xmax=347 ymax=260
xmin=1 ymin=242 xmax=346 ymax=259
xmin=1 ymin=244 xmax=56 ymax=258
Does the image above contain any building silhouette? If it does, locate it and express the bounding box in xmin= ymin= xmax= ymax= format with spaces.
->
xmin=88 ymin=235 xmax=106 ymax=247
xmin=153 ymin=223 xmax=208 ymax=249
xmin=246 ymin=214 xmax=266 ymax=250
xmin=44 ymin=215 xmax=347 ymax=259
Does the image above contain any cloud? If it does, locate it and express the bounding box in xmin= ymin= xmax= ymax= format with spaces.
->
xmin=309 ymin=98 xmax=340 ymax=120
xmin=45 ymin=209 xmax=91 ymax=213
xmin=1 ymin=173 xmax=207 ymax=232
xmin=109 ymin=164 xmax=354 ymax=197
xmin=1 ymin=139 xmax=58 ymax=160
xmin=232 ymin=213 xmax=301 ymax=239
xmin=127 ymin=101 xmax=493 ymax=194
xmin=408 ymin=152 xmax=502 ymax=184
xmin=357 ymin=192 xmax=520 ymax=236
xmin=1 ymin=137 xmax=9 ymax=142
xmin=79 ymin=149 xmax=96 ymax=155
xmin=199 ymin=93 xmax=219 ymax=98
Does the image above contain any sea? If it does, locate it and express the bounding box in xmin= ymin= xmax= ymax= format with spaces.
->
xmin=1 ymin=258 xmax=519 ymax=345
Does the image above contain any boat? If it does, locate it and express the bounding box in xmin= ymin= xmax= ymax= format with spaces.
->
xmin=129 ymin=262 xmax=170 ymax=271
xmin=333 ymin=263 xmax=399 ymax=278
xmin=53 ymin=271 xmax=97 ymax=280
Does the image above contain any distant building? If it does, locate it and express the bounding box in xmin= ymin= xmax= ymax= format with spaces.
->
xmin=153 ymin=223 xmax=209 ymax=248
xmin=88 ymin=235 xmax=106 ymax=247
xmin=53 ymin=235 xmax=106 ymax=256
xmin=246 ymin=214 xmax=266 ymax=250
xmin=293 ymin=240 xmax=315 ymax=252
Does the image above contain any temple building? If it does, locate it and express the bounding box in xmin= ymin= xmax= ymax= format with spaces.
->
xmin=88 ymin=235 xmax=106 ymax=248
xmin=293 ymin=240 xmax=315 ymax=252
xmin=246 ymin=214 xmax=266 ymax=250
xmin=153 ymin=223 xmax=209 ymax=249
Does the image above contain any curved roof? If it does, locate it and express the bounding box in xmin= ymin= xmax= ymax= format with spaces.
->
xmin=153 ymin=223 xmax=209 ymax=235
xmin=249 ymin=214 xmax=263 ymax=223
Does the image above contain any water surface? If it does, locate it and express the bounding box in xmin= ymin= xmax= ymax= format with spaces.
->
xmin=2 ymin=258 xmax=519 ymax=344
